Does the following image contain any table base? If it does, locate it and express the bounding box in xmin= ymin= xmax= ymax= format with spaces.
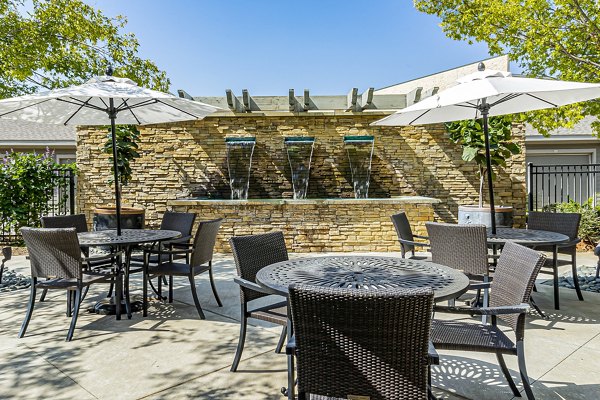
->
xmin=88 ymin=296 xmax=143 ymax=315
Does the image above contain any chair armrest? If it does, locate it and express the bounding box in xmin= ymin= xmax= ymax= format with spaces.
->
xmin=84 ymin=252 xmax=121 ymax=264
xmin=399 ymin=239 xmax=430 ymax=248
xmin=557 ymin=238 xmax=581 ymax=248
xmin=468 ymin=281 xmax=492 ymax=290
xmin=286 ymin=335 xmax=296 ymax=356
xmin=413 ymin=234 xmax=429 ymax=240
xmin=233 ymin=277 xmax=270 ymax=294
xmin=144 ymin=248 xmax=194 ymax=256
xmin=428 ymin=342 xmax=439 ymax=365
xmin=435 ymin=303 xmax=530 ymax=316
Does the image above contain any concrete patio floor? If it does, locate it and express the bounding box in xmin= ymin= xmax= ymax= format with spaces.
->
xmin=1 ymin=251 xmax=599 ymax=399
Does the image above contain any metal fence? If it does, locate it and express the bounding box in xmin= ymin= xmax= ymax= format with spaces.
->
xmin=0 ymin=169 xmax=76 ymax=244
xmin=527 ymin=162 xmax=600 ymax=211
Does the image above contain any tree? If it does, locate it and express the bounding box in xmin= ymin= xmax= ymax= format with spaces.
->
xmin=414 ymin=0 xmax=600 ymax=135
xmin=446 ymin=116 xmax=520 ymax=207
xmin=103 ymin=125 xmax=141 ymax=188
xmin=0 ymin=0 xmax=169 ymax=99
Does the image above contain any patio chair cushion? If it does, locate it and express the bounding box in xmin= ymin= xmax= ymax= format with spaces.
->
xmin=248 ymin=302 xmax=287 ymax=326
xmin=431 ymin=319 xmax=516 ymax=354
xmin=36 ymin=272 xmax=111 ymax=289
xmin=147 ymin=261 xmax=210 ymax=277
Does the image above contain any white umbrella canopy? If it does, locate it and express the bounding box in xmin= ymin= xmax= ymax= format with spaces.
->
xmin=372 ymin=65 xmax=600 ymax=233
xmin=374 ymin=69 xmax=600 ymax=126
xmin=0 ymin=73 xmax=221 ymax=234
xmin=0 ymin=75 xmax=220 ymax=125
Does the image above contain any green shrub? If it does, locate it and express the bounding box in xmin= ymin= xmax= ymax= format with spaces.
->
xmin=543 ymin=199 xmax=600 ymax=244
xmin=0 ymin=150 xmax=76 ymax=239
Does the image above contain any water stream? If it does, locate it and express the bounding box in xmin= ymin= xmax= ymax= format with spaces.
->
xmin=225 ymin=137 xmax=256 ymax=200
xmin=344 ymin=135 xmax=375 ymax=199
xmin=284 ymin=137 xmax=315 ymax=199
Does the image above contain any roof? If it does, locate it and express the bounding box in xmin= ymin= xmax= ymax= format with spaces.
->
xmin=0 ymin=119 xmax=76 ymax=145
xmin=525 ymin=115 xmax=597 ymax=137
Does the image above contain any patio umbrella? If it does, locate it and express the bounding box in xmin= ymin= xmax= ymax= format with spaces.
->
xmin=0 ymin=68 xmax=220 ymax=235
xmin=372 ymin=63 xmax=600 ymax=233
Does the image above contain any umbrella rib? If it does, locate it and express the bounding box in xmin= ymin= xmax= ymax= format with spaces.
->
xmin=489 ymin=93 xmax=522 ymax=107
xmin=524 ymin=93 xmax=558 ymax=108
xmin=124 ymin=99 xmax=159 ymax=110
xmin=408 ymin=109 xmax=431 ymax=125
xmin=0 ymin=98 xmax=53 ymax=117
xmin=121 ymin=99 xmax=142 ymax=125
xmin=57 ymin=98 xmax=106 ymax=112
xmin=155 ymin=99 xmax=201 ymax=119
xmin=62 ymin=97 xmax=95 ymax=126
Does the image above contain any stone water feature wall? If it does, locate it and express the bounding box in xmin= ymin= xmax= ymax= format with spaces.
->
xmin=76 ymin=114 xmax=526 ymax=251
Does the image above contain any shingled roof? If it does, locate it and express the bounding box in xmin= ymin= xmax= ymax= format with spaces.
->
xmin=0 ymin=119 xmax=75 ymax=144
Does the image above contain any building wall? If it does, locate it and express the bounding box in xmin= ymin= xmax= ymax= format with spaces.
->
xmin=76 ymin=114 xmax=527 ymax=240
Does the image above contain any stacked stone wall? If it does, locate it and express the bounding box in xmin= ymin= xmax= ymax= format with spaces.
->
xmin=76 ymin=113 xmax=526 ymax=251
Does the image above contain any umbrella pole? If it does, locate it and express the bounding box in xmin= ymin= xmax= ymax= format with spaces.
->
xmin=108 ymin=98 xmax=122 ymax=236
xmin=481 ymin=100 xmax=497 ymax=234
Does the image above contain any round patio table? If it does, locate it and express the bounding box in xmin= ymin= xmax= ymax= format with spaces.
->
xmin=486 ymin=227 xmax=568 ymax=246
xmin=256 ymin=255 xmax=469 ymax=400
xmin=78 ymin=229 xmax=181 ymax=319
xmin=486 ymin=227 xmax=569 ymax=311
xmin=256 ymin=255 xmax=470 ymax=302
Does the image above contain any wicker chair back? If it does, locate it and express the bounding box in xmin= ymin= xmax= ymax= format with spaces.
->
xmin=41 ymin=214 xmax=88 ymax=233
xmin=426 ymin=222 xmax=489 ymax=277
xmin=229 ymin=231 xmax=288 ymax=303
xmin=289 ymin=284 xmax=434 ymax=400
xmin=190 ymin=219 xmax=222 ymax=267
xmin=160 ymin=211 xmax=196 ymax=236
xmin=21 ymin=228 xmax=82 ymax=279
xmin=491 ymin=241 xmax=546 ymax=331
xmin=527 ymin=211 xmax=580 ymax=240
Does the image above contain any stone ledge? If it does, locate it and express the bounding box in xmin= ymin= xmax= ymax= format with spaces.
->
xmin=169 ymin=196 xmax=441 ymax=207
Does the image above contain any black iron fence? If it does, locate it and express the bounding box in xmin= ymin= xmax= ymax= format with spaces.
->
xmin=528 ymin=163 xmax=600 ymax=211
xmin=0 ymin=169 xmax=76 ymax=244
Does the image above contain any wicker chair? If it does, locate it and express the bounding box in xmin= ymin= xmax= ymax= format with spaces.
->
xmin=229 ymin=231 xmax=289 ymax=372
xmin=426 ymin=222 xmax=491 ymax=310
xmin=287 ymin=284 xmax=435 ymax=400
xmin=40 ymin=214 xmax=113 ymax=301
xmin=131 ymin=211 xmax=197 ymax=267
xmin=527 ymin=211 xmax=583 ymax=309
xmin=431 ymin=242 xmax=546 ymax=400
xmin=0 ymin=246 xmax=11 ymax=283
xmin=19 ymin=228 xmax=119 ymax=341
xmin=142 ymin=218 xmax=222 ymax=319
xmin=391 ymin=212 xmax=430 ymax=259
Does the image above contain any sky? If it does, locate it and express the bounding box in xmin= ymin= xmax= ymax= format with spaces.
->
xmin=87 ymin=1 xmax=493 ymax=96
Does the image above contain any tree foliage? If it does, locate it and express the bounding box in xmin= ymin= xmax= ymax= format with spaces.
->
xmin=103 ymin=125 xmax=141 ymax=187
xmin=0 ymin=150 xmax=76 ymax=240
xmin=0 ymin=0 xmax=169 ymax=99
xmin=414 ymin=0 xmax=600 ymax=136
xmin=446 ymin=116 xmax=520 ymax=206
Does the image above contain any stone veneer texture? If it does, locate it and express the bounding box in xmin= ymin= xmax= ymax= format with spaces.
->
xmin=76 ymin=114 xmax=526 ymax=251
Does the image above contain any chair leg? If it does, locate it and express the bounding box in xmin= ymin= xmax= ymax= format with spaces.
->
xmin=66 ymin=290 xmax=73 ymax=317
xmin=517 ymin=341 xmax=535 ymax=400
xmin=142 ymin=263 xmax=149 ymax=317
xmin=39 ymin=288 xmax=48 ymax=302
xmin=275 ymin=325 xmax=287 ymax=354
xmin=18 ymin=279 xmax=37 ymax=338
xmin=571 ymin=252 xmax=584 ymax=301
xmin=168 ymin=275 xmax=174 ymax=303
xmin=208 ymin=261 xmax=222 ymax=307
xmin=496 ymin=352 xmax=520 ymax=397
xmin=231 ymin=304 xmax=248 ymax=372
xmin=529 ymin=296 xmax=546 ymax=319
xmin=188 ymin=274 xmax=205 ymax=319
xmin=66 ymin=287 xmax=82 ymax=342
xmin=552 ymin=246 xmax=560 ymax=310
xmin=106 ymin=280 xmax=114 ymax=298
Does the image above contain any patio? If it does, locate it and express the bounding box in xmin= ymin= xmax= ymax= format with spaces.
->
xmin=1 ymin=251 xmax=599 ymax=399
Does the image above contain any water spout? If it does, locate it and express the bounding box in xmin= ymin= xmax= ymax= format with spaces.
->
xmin=344 ymin=135 xmax=375 ymax=199
xmin=226 ymin=137 xmax=256 ymax=200
xmin=284 ymin=137 xmax=315 ymax=199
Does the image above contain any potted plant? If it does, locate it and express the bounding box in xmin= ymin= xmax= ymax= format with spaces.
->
xmin=446 ymin=115 xmax=521 ymax=227
xmin=93 ymin=125 xmax=145 ymax=230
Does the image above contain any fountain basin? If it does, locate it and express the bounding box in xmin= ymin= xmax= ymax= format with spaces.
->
xmin=169 ymin=196 xmax=440 ymax=253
